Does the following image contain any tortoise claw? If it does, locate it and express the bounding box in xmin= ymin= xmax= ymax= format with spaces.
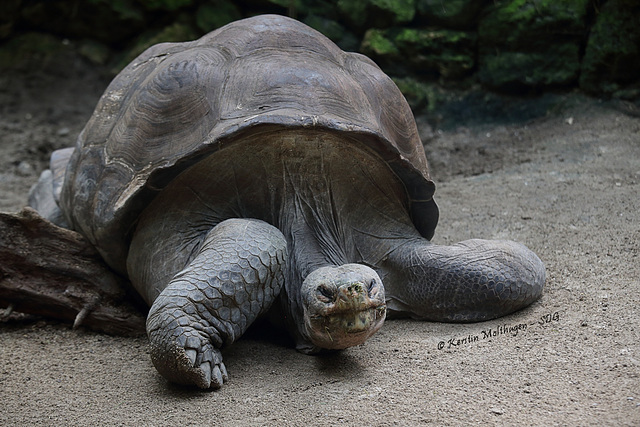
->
xmin=148 ymin=323 xmax=228 ymax=389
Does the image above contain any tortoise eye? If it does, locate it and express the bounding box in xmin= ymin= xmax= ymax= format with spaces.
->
xmin=317 ymin=284 xmax=335 ymax=302
xmin=367 ymin=279 xmax=377 ymax=295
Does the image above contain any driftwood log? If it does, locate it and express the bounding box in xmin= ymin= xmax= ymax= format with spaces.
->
xmin=0 ymin=207 xmax=146 ymax=336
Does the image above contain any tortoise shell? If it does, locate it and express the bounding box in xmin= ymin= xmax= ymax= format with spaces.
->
xmin=59 ymin=14 xmax=438 ymax=274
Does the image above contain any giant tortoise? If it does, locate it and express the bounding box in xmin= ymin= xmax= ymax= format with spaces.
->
xmin=30 ymin=14 xmax=545 ymax=389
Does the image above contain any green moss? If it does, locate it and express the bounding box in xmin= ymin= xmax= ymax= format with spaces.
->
xmin=480 ymin=44 xmax=581 ymax=89
xmin=361 ymin=29 xmax=399 ymax=56
xmin=479 ymin=0 xmax=590 ymax=49
xmin=477 ymin=0 xmax=589 ymax=90
xmin=371 ymin=28 xmax=476 ymax=79
xmin=370 ymin=0 xmax=415 ymax=23
xmin=392 ymin=77 xmax=451 ymax=112
xmin=392 ymin=77 xmax=434 ymax=111
xmin=394 ymin=28 xmax=475 ymax=51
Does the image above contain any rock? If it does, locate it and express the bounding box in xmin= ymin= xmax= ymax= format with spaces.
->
xmin=393 ymin=77 xmax=434 ymax=111
xmin=16 ymin=161 xmax=34 ymax=177
xmin=478 ymin=0 xmax=590 ymax=91
xmin=579 ymin=0 xmax=640 ymax=97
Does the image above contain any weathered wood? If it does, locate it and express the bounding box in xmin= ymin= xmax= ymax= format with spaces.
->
xmin=0 ymin=207 xmax=146 ymax=336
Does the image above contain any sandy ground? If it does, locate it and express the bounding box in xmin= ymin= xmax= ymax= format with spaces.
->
xmin=1 ymin=45 xmax=639 ymax=426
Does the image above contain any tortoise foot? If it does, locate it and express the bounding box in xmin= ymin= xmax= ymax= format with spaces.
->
xmin=147 ymin=302 xmax=229 ymax=389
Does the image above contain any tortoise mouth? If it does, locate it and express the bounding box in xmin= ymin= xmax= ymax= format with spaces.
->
xmin=305 ymin=304 xmax=387 ymax=350
xmin=301 ymin=264 xmax=387 ymax=350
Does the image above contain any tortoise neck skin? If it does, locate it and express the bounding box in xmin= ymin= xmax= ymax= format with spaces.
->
xmin=127 ymin=130 xmax=421 ymax=351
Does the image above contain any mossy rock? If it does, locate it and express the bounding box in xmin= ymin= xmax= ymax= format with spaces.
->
xmin=392 ymin=77 xmax=440 ymax=111
xmin=479 ymin=0 xmax=590 ymax=50
xmin=479 ymin=44 xmax=581 ymax=90
xmin=361 ymin=27 xmax=476 ymax=80
xmin=579 ymin=0 xmax=640 ymax=97
xmin=478 ymin=0 xmax=588 ymax=90
xmin=361 ymin=28 xmax=400 ymax=57
xmin=395 ymin=28 xmax=476 ymax=78
xmin=416 ymin=0 xmax=491 ymax=29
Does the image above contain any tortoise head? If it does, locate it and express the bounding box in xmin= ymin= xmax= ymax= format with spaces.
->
xmin=301 ymin=264 xmax=386 ymax=350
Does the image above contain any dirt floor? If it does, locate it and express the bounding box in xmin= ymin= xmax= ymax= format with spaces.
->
xmin=1 ymin=42 xmax=639 ymax=426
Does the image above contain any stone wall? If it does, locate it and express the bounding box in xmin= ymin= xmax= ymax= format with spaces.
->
xmin=1 ymin=0 xmax=638 ymax=109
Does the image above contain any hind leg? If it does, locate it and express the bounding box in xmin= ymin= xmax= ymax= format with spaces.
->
xmin=145 ymin=219 xmax=287 ymax=389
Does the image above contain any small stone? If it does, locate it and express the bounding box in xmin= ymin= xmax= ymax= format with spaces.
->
xmin=490 ymin=407 xmax=504 ymax=415
xmin=57 ymin=127 xmax=70 ymax=136
xmin=16 ymin=161 xmax=34 ymax=176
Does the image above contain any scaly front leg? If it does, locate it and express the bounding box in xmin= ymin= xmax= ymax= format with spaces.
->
xmin=146 ymin=219 xmax=287 ymax=389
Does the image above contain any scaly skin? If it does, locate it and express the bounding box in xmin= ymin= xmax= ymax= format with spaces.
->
xmin=145 ymin=219 xmax=286 ymax=389
xmin=380 ymin=238 xmax=545 ymax=322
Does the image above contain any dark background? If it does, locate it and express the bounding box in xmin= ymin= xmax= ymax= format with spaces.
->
xmin=1 ymin=0 xmax=639 ymax=116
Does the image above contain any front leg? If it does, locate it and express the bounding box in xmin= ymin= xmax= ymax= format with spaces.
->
xmin=382 ymin=238 xmax=545 ymax=322
xmin=146 ymin=219 xmax=287 ymax=389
